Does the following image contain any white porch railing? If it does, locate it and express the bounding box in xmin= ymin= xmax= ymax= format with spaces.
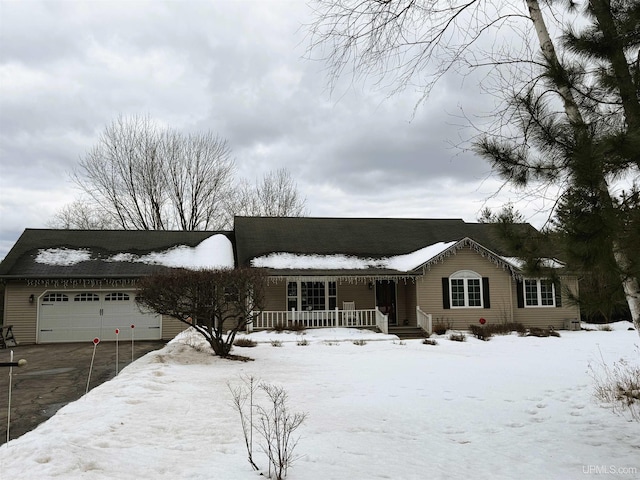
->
xmin=375 ymin=308 xmax=389 ymax=334
xmin=248 ymin=308 xmax=385 ymax=332
xmin=416 ymin=306 xmax=432 ymax=334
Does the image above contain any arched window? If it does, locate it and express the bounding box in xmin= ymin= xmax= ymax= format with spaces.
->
xmin=449 ymin=270 xmax=483 ymax=308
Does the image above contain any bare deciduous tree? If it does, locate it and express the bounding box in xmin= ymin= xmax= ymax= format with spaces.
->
xmin=72 ymin=115 xmax=235 ymax=230
xmin=48 ymin=197 xmax=119 ymax=229
xmin=63 ymin=115 xmax=308 ymax=229
xmin=163 ymin=130 xmax=236 ymax=230
xmin=230 ymin=168 xmax=308 ymax=218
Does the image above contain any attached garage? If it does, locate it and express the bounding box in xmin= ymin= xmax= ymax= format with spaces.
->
xmin=38 ymin=290 xmax=161 ymax=343
xmin=0 ymin=229 xmax=235 ymax=345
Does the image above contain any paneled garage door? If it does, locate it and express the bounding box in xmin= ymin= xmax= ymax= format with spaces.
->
xmin=38 ymin=291 xmax=161 ymax=343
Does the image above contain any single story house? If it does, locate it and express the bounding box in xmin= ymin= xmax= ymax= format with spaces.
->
xmin=0 ymin=217 xmax=580 ymax=344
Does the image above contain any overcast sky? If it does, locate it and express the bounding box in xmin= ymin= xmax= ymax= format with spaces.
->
xmin=0 ymin=0 xmax=555 ymax=260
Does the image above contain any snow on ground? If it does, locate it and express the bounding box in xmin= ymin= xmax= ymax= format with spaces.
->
xmin=1 ymin=324 xmax=639 ymax=479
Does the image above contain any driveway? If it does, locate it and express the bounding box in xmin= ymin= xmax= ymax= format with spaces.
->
xmin=0 ymin=340 xmax=166 ymax=445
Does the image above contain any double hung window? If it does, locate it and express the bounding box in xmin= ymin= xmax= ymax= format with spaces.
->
xmin=524 ymin=279 xmax=555 ymax=307
xmin=449 ymin=271 xmax=483 ymax=308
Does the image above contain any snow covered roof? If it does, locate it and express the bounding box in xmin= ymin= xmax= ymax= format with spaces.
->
xmin=0 ymin=217 xmax=566 ymax=279
xmin=35 ymin=235 xmax=234 ymax=270
xmin=252 ymin=241 xmax=457 ymax=272
xmin=0 ymin=230 xmax=234 ymax=278
xmin=500 ymin=256 xmax=566 ymax=270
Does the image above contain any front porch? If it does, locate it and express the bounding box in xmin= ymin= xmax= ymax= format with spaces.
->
xmin=249 ymin=307 xmax=389 ymax=333
xmin=248 ymin=306 xmax=433 ymax=336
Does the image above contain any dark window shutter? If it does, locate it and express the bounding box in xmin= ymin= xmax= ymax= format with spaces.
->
xmin=482 ymin=277 xmax=490 ymax=309
xmin=554 ymin=280 xmax=562 ymax=307
xmin=442 ymin=277 xmax=450 ymax=309
xmin=516 ymin=280 xmax=524 ymax=308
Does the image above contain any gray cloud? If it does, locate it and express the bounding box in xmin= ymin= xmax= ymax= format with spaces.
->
xmin=0 ymin=0 xmax=544 ymax=259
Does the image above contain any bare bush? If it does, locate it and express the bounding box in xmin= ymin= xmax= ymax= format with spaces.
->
xmin=228 ymin=375 xmax=260 ymax=471
xmin=256 ymin=384 xmax=308 ymax=479
xmin=229 ymin=377 xmax=308 ymax=479
xmin=589 ymin=350 xmax=640 ymax=422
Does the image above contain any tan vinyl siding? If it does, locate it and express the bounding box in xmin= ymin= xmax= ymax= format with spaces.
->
xmin=512 ymin=276 xmax=580 ymax=329
xmin=161 ymin=315 xmax=186 ymax=340
xmin=417 ymin=248 xmax=517 ymax=330
xmin=4 ymin=282 xmax=42 ymax=344
xmin=416 ymin=248 xmax=581 ymax=330
xmin=337 ymin=279 xmax=375 ymax=310
xmin=263 ymin=280 xmax=287 ymax=311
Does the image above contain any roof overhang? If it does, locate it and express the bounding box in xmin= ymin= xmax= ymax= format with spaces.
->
xmin=417 ymin=237 xmax=523 ymax=278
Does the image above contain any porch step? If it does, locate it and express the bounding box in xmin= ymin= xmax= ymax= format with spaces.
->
xmin=388 ymin=326 xmax=428 ymax=339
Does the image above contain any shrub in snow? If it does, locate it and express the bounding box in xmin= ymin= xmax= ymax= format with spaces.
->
xmin=234 ymin=338 xmax=258 ymax=348
xmin=136 ymin=267 xmax=266 ymax=357
xmin=271 ymin=340 xmax=283 ymax=347
xmin=433 ymin=318 xmax=452 ymax=335
xmin=589 ymin=350 xmax=640 ymax=422
xmin=527 ymin=327 xmax=561 ymax=338
xmin=493 ymin=322 xmax=526 ymax=336
xmin=423 ymin=338 xmax=438 ymax=346
xmin=296 ymin=337 xmax=308 ymax=346
xmin=229 ymin=376 xmax=260 ymax=471
xmin=257 ymin=384 xmax=308 ymax=479
xmin=273 ymin=322 xmax=306 ymax=333
xmin=449 ymin=332 xmax=466 ymax=342
xmin=353 ymin=339 xmax=367 ymax=346
xmin=229 ymin=376 xmax=308 ymax=479
xmin=469 ymin=322 xmax=527 ymax=340
xmin=469 ymin=325 xmax=492 ymax=341
xmin=598 ymin=324 xmax=613 ymax=332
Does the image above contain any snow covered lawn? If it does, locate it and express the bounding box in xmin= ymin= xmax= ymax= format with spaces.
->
xmin=1 ymin=324 xmax=638 ymax=479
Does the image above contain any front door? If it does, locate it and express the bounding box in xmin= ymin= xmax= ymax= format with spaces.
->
xmin=375 ymin=280 xmax=397 ymax=325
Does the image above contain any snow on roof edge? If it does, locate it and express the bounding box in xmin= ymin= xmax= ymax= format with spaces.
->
xmin=251 ymin=241 xmax=458 ymax=272
xmin=35 ymin=234 xmax=235 ymax=270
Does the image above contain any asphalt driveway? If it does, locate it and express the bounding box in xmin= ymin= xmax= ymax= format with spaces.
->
xmin=0 ymin=340 xmax=166 ymax=445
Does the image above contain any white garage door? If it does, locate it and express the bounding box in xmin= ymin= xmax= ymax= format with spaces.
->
xmin=38 ymin=291 xmax=161 ymax=343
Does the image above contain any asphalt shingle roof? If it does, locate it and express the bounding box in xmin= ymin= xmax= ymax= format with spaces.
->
xmin=0 ymin=218 xmax=549 ymax=278
xmin=0 ymin=229 xmax=233 ymax=278
xmin=234 ymin=216 xmax=539 ymax=263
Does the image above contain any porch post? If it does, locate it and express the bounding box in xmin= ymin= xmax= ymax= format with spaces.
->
xmin=335 ymin=307 xmax=339 ymax=327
